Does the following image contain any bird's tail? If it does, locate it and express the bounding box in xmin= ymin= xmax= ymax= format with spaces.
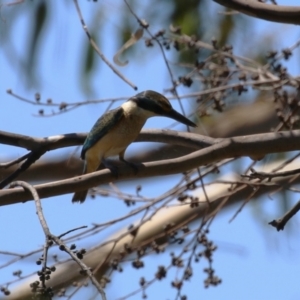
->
xmin=72 ymin=189 xmax=88 ymax=203
xmin=72 ymin=164 xmax=88 ymax=203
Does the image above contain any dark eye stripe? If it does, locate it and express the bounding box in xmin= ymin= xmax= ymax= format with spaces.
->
xmin=161 ymin=100 xmax=171 ymax=111
xmin=133 ymin=97 xmax=164 ymax=114
xmin=132 ymin=90 xmax=172 ymax=114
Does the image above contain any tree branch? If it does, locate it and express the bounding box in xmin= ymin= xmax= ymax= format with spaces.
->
xmin=9 ymin=181 xmax=107 ymax=300
xmin=7 ymin=162 xmax=300 ymax=300
xmin=73 ymin=0 xmax=137 ymax=90
xmin=242 ymin=167 xmax=300 ymax=181
xmin=213 ymin=0 xmax=300 ymax=25
xmin=269 ymin=200 xmax=300 ymax=231
xmin=1 ymin=130 xmax=300 ymax=205
xmin=0 ymin=130 xmax=210 ymax=152
xmin=0 ymin=129 xmax=209 ymax=188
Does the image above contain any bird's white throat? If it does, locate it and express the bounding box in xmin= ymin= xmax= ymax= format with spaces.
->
xmin=121 ymin=100 xmax=156 ymax=119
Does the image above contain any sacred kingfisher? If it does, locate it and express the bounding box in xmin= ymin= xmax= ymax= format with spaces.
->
xmin=72 ymin=90 xmax=196 ymax=203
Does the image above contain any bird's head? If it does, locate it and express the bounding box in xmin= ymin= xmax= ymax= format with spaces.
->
xmin=130 ymin=90 xmax=197 ymax=127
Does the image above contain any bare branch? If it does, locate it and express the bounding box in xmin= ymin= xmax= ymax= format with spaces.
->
xmin=2 ymin=130 xmax=300 ymax=205
xmin=123 ymin=0 xmax=188 ymax=126
xmin=0 ymin=153 xmax=31 ymax=168
xmin=9 ymin=181 xmax=107 ymax=300
xmin=73 ymin=0 xmax=137 ymax=90
xmin=0 ymin=129 xmax=207 ymax=189
xmin=213 ymin=0 xmax=300 ymax=25
xmin=8 ymin=164 xmax=300 ymax=299
xmin=0 ymin=130 xmax=209 ymax=152
xmin=242 ymin=167 xmax=300 ymax=181
xmin=269 ymin=200 xmax=300 ymax=231
xmin=0 ymin=149 xmax=45 ymax=189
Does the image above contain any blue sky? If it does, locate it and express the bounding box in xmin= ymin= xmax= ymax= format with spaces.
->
xmin=1 ymin=1 xmax=300 ymax=299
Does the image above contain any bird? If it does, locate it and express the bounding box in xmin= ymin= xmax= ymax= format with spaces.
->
xmin=72 ymin=90 xmax=197 ymax=203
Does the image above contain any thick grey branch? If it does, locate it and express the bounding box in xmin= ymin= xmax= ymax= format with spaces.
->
xmin=0 ymin=130 xmax=211 ymax=151
xmin=7 ymin=160 xmax=300 ymax=300
xmin=0 ymin=129 xmax=209 ymax=189
xmin=1 ymin=130 xmax=300 ymax=205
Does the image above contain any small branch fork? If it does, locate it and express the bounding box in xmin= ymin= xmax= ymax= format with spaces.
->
xmin=0 ymin=131 xmax=87 ymax=189
xmin=9 ymin=181 xmax=106 ymax=300
xmin=269 ymin=200 xmax=300 ymax=231
xmin=242 ymin=167 xmax=300 ymax=231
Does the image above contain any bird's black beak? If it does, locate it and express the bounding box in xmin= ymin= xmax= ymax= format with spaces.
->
xmin=166 ymin=109 xmax=197 ymax=127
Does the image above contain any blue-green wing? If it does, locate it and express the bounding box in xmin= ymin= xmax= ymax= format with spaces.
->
xmin=81 ymin=107 xmax=124 ymax=159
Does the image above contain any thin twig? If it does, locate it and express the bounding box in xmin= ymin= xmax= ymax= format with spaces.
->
xmin=9 ymin=181 xmax=107 ymax=300
xmin=0 ymin=152 xmax=31 ymax=169
xmin=269 ymin=200 xmax=300 ymax=231
xmin=58 ymin=226 xmax=88 ymax=239
xmin=123 ymin=0 xmax=187 ymax=124
xmin=73 ymin=0 xmax=137 ymax=90
xmin=50 ymin=235 xmax=107 ymax=300
xmin=272 ymin=153 xmax=300 ymax=173
xmin=0 ymin=149 xmax=46 ymax=189
xmin=242 ymin=167 xmax=300 ymax=181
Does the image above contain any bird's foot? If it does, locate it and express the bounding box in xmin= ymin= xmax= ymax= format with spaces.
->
xmin=103 ymin=159 xmax=141 ymax=177
xmin=102 ymin=160 xmax=120 ymax=178
xmin=120 ymin=158 xmax=141 ymax=175
xmin=124 ymin=161 xmax=140 ymax=174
